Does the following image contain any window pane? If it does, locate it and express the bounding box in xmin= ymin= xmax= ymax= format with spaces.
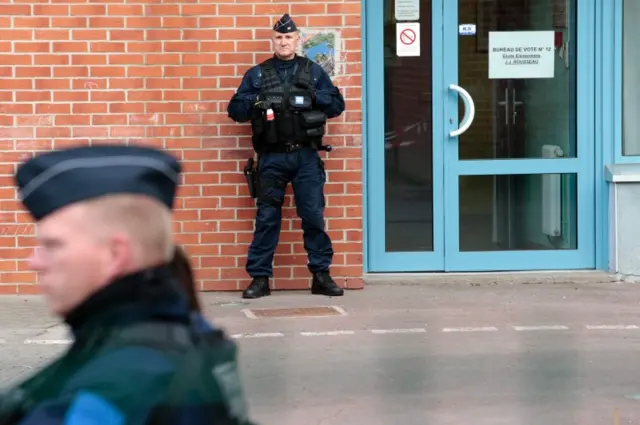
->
xmin=459 ymin=174 xmax=578 ymax=252
xmin=383 ymin=0 xmax=434 ymax=252
xmin=623 ymin=0 xmax=640 ymax=156
xmin=458 ymin=0 xmax=577 ymax=160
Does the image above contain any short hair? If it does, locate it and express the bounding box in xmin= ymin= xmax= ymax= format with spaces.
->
xmin=83 ymin=194 xmax=174 ymax=265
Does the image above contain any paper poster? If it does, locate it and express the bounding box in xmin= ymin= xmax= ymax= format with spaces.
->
xmin=395 ymin=0 xmax=419 ymax=21
xmin=488 ymin=31 xmax=555 ymax=79
xmin=396 ymin=23 xmax=420 ymax=57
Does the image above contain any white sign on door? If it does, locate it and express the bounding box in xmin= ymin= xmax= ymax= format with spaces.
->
xmin=459 ymin=24 xmax=476 ymax=36
xmin=488 ymin=31 xmax=555 ymax=79
xmin=396 ymin=22 xmax=420 ymax=57
xmin=395 ymin=0 xmax=419 ymax=21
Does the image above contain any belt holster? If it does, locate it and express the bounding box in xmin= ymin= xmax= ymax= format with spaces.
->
xmin=243 ymin=157 xmax=258 ymax=199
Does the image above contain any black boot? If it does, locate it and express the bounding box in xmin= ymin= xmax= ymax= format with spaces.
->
xmin=311 ymin=271 xmax=344 ymax=297
xmin=242 ymin=277 xmax=271 ymax=299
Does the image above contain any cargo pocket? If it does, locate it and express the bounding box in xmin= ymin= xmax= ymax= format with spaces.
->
xmin=301 ymin=111 xmax=327 ymax=139
xmin=257 ymin=176 xmax=287 ymax=208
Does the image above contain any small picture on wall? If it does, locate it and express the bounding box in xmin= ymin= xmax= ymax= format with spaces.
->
xmin=297 ymin=29 xmax=342 ymax=77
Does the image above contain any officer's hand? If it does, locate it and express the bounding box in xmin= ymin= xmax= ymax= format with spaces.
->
xmin=253 ymin=100 xmax=270 ymax=111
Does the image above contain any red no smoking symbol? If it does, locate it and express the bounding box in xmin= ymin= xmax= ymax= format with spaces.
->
xmin=400 ymin=28 xmax=416 ymax=45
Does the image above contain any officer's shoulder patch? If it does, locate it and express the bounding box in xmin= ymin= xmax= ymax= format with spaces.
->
xmin=64 ymin=391 xmax=124 ymax=425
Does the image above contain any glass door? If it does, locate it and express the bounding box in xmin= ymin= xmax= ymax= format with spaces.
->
xmin=367 ymin=0 xmax=446 ymax=272
xmin=365 ymin=0 xmax=596 ymax=272
xmin=442 ymin=0 xmax=596 ymax=271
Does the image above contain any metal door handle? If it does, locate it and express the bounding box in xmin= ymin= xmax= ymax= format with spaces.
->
xmin=502 ymin=87 xmax=508 ymax=125
xmin=448 ymin=84 xmax=475 ymax=137
xmin=498 ymin=88 xmax=525 ymax=125
xmin=512 ymin=88 xmax=523 ymax=124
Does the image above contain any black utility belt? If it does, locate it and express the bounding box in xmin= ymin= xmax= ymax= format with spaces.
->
xmin=265 ymin=142 xmax=316 ymax=153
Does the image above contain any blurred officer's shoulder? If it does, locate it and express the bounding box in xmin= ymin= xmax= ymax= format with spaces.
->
xmin=62 ymin=344 xmax=175 ymax=407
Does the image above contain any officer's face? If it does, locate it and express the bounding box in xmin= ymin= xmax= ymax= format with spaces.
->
xmin=272 ymin=31 xmax=299 ymax=60
xmin=29 ymin=203 xmax=123 ymax=316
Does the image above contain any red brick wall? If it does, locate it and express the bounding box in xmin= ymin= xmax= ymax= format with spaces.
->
xmin=0 ymin=1 xmax=364 ymax=294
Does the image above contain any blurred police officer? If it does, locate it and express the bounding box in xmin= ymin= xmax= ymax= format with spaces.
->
xmin=0 ymin=145 xmax=255 ymax=425
xmin=228 ymin=14 xmax=345 ymax=299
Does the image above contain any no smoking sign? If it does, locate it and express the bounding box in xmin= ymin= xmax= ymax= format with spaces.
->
xmin=396 ymin=23 xmax=420 ymax=57
xmin=400 ymin=28 xmax=416 ymax=45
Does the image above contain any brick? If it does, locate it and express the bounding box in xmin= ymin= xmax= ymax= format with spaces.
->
xmin=73 ymin=30 xmax=107 ymax=40
xmin=4 ymin=5 xmax=32 ymax=15
xmin=14 ymin=17 xmax=49 ymax=28
xmin=107 ymin=5 xmax=143 ymax=16
xmin=1 ymin=0 xmax=364 ymax=293
xmin=52 ymin=17 xmax=87 ymax=28
xmin=52 ymin=42 xmax=87 ymax=53
xmin=181 ymin=5 xmax=216 ymax=16
xmin=236 ymin=16 xmax=270 ymax=27
xmin=89 ymin=17 xmax=124 ymax=28
xmin=35 ymin=55 xmax=69 ymax=66
xmin=255 ymin=4 xmax=288 ymax=15
xmin=292 ymin=4 xmax=327 ymax=15
xmin=35 ymin=29 xmax=69 ymax=40
xmin=199 ymin=17 xmax=234 ymax=28
xmin=110 ymin=30 xmax=143 ymax=41
xmin=219 ymin=29 xmax=252 ymax=40
xmin=18 ymin=285 xmax=42 ymax=295
xmin=218 ymin=4 xmax=252 ymax=15
xmin=71 ymin=5 xmax=106 ymax=16
xmin=328 ymin=4 xmax=361 ymax=14
xmin=15 ymin=67 xmax=46 ymax=78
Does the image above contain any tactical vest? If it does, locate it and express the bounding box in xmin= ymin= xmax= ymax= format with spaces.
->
xmin=0 ymin=322 xmax=255 ymax=425
xmin=250 ymin=56 xmax=327 ymax=152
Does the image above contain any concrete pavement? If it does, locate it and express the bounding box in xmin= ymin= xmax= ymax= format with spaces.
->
xmin=1 ymin=283 xmax=640 ymax=423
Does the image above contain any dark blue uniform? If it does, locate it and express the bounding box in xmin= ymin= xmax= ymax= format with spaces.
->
xmin=228 ymin=49 xmax=345 ymax=296
xmin=228 ymin=53 xmax=345 ymax=298
xmin=227 ymin=13 xmax=346 ymax=299
xmin=228 ymin=54 xmax=346 ymax=298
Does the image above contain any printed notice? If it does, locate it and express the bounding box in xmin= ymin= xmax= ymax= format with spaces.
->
xmin=459 ymin=24 xmax=476 ymax=36
xmin=488 ymin=31 xmax=555 ymax=79
xmin=395 ymin=0 xmax=419 ymax=21
xmin=396 ymin=23 xmax=420 ymax=57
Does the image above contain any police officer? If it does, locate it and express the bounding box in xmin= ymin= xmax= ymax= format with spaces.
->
xmin=0 ymin=145 xmax=255 ymax=425
xmin=228 ymin=14 xmax=346 ymax=299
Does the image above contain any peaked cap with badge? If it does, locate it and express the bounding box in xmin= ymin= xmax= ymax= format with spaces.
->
xmin=273 ymin=13 xmax=298 ymax=33
xmin=15 ymin=144 xmax=181 ymax=221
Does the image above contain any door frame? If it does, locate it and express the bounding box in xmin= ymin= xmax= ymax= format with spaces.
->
xmin=363 ymin=0 xmax=597 ymax=273
xmin=364 ymin=0 xmax=446 ymax=272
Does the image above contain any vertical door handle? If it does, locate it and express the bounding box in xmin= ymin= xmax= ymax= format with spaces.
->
xmin=448 ymin=84 xmax=476 ymax=137
xmin=505 ymin=87 xmax=509 ymax=125
xmin=512 ymin=88 xmax=523 ymax=124
xmin=497 ymin=88 xmax=508 ymax=125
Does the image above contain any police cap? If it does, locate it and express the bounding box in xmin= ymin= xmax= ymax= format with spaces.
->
xmin=15 ymin=144 xmax=181 ymax=221
xmin=273 ymin=13 xmax=298 ymax=34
